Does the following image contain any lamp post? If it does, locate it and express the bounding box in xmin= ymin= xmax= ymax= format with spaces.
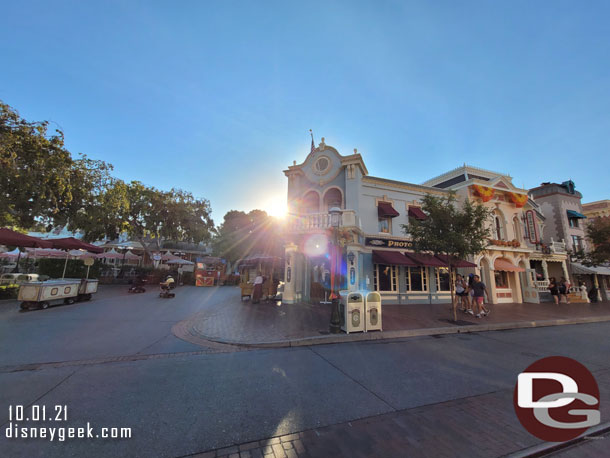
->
xmin=329 ymin=207 xmax=342 ymax=334
xmin=118 ymin=246 xmax=132 ymax=278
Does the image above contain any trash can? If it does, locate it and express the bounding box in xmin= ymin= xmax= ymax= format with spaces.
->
xmin=339 ymin=291 xmax=364 ymax=334
xmin=364 ymin=291 xmax=382 ymax=332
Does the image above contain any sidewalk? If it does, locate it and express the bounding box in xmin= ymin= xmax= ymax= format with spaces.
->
xmin=173 ymin=287 xmax=610 ymax=347
xmin=192 ymin=366 xmax=610 ymax=458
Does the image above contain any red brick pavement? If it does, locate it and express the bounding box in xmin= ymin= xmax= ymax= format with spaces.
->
xmin=175 ymin=287 xmax=610 ymax=346
xmin=192 ymin=367 xmax=610 ymax=458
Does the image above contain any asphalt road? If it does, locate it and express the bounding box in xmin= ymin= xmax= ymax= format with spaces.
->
xmin=1 ymin=286 xmax=609 ymax=457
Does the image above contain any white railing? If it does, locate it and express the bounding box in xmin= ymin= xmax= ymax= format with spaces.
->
xmin=287 ymin=211 xmax=358 ymax=232
xmin=535 ymin=280 xmax=550 ymax=292
xmin=549 ymin=238 xmax=567 ymax=254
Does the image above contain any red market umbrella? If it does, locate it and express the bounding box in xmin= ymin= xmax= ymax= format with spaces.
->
xmin=0 ymin=228 xmax=53 ymax=248
xmin=50 ymin=238 xmax=103 ymax=279
xmin=0 ymin=228 xmax=53 ymax=272
xmin=51 ymin=237 xmax=103 ymax=253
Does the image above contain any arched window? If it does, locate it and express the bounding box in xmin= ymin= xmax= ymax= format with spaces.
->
xmin=323 ymin=188 xmax=343 ymax=211
xmin=494 ymin=215 xmax=504 ymax=240
xmin=513 ymin=216 xmax=521 ymax=242
xmin=301 ymin=191 xmax=320 ymax=214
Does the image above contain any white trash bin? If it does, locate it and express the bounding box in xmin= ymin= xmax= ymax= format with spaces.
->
xmin=339 ymin=291 xmax=365 ymax=334
xmin=364 ymin=291 xmax=382 ymax=332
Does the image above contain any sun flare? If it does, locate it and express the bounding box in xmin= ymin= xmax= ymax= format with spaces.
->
xmin=263 ymin=195 xmax=287 ymax=219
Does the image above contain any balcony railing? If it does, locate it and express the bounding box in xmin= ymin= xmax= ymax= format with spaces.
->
xmin=287 ymin=211 xmax=358 ymax=232
xmin=535 ymin=280 xmax=550 ymax=292
xmin=533 ymin=238 xmax=567 ymax=255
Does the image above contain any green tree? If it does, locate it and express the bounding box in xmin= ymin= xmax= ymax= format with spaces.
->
xmin=72 ymin=180 xmax=214 ymax=260
xmin=572 ymin=217 xmax=610 ymax=266
xmin=403 ymin=192 xmax=493 ymax=322
xmin=0 ymin=100 xmax=113 ymax=228
xmin=213 ymin=209 xmax=283 ymax=265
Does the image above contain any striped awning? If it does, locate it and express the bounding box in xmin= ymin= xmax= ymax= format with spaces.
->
xmin=494 ymin=258 xmax=525 ymax=272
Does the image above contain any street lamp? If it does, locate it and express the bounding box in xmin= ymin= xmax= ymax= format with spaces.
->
xmin=329 ymin=207 xmax=342 ymax=334
xmin=118 ymin=246 xmax=133 ymax=278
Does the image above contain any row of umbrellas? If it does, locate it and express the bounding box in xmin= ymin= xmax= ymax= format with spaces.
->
xmin=0 ymin=228 xmax=103 ymax=252
xmin=1 ymin=229 xmax=193 ymax=269
xmin=0 ymin=228 xmax=103 ymax=278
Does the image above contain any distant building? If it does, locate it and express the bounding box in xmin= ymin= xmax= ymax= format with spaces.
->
xmin=582 ymin=199 xmax=610 ymax=219
xmin=529 ymin=182 xmax=610 ymax=301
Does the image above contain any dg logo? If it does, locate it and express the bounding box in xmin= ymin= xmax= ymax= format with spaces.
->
xmin=513 ymin=356 xmax=600 ymax=442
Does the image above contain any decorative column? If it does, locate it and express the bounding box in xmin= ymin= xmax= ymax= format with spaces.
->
xmin=282 ymin=242 xmax=298 ymax=304
xmin=541 ymin=260 xmax=549 ymax=281
xmin=561 ymin=260 xmax=570 ymax=283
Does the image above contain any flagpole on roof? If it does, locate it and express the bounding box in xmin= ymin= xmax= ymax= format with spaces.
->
xmin=309 ymin=129 xmax=315 ymax=154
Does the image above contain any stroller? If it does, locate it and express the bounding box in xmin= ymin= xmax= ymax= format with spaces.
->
xmin=159 ymin=276 xmax=176 ymax=298
xmin=128 ymin=276 xmax=147 ymax=293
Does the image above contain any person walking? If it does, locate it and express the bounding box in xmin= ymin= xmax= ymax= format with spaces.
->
xmin=471 ymin=275 xmax=490 ymax=318
xmin=455 ymin=274 xmax=468 ymax=312
xmin=548 ymin=277 xmax=559 ymax=304
xmin=559 ymin=277 xmax=570 ymax=304
xmin=252 ymin=272 xmax=264 ymax=304
xmin=465 ymin=273 xmax=476 ymax=315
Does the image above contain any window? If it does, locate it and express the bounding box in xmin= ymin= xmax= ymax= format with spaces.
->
xmin=572 ymin=235 xmax=584 ymax=251
xmin=405 ymin=266 xmax=427 ymax=291
xmin=374 ymin=264 xmax=397 ymax=291
xmin=494 ymin=216 xmax=503 ymax=240
xmin=494 ymin=271 xmax=509 ymax=288
xmin=568 ymin=217 xmax=579 ymax=228
xmin=513 ymin=216 xmax=521 ymax=242
xmin=435 ymin=267 xmax=451 ymax=292
xmin=378 ymin=217 xmax=391 ymax=233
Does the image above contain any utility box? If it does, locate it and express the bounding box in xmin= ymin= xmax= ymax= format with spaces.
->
xmin=364 ymin=291 xmax=382 ymax=332
xmin=339 ymin=291 xmax=364 ymax=334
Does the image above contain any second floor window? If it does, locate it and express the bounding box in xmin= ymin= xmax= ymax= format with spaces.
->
xmin=568 ymin=217 xmax=579 ymax=228
xmin=378 ymin=217 xmax=391 ymax=233
xmin=572 ymin=235 xmax=584 ymax=252
xmin=495 ymin=216 xmax=503 ymax=240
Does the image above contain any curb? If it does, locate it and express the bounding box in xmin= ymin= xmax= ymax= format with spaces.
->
xmin=173 ymin=314 xmax=610 ymax=349
xmin=504 ymin=421 xmax=610 ymax=457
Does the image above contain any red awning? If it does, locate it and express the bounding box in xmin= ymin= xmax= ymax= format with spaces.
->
xmin=494 ymin=258 xmax=525 ymax=272
xmin=377 ymin=201 xmax=400 ymax=218
xmin=372 ymin=250 xmax=417 ymax=266
xmin=405 ymin=252 xmax=447 ymax=267
xmin=435 ymin=254 xmax=477 ymax=268
xmin=408 ymin=206 xmax=427 ymax=220
xmin=0 ymin=228 xmax=53 ymax=248
xmin=51 ymin=237 xmax=103 ymax=253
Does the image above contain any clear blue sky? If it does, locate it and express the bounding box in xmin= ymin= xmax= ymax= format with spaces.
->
xmin=2 ymin=0 xmax=609 ymax=222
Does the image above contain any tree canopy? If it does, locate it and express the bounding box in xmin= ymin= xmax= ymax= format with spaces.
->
xmin=0 ymin=101 xmax=112 ymax=228
xmin=403 ymin=192 xmax=492 ymax=321
xmin=572 ymin=217 xmax=610 ymax=266
xmin=213 ymin=209 xmax=284 ymax=264
xmin=1 ymin=100 xmax=214 ymax=254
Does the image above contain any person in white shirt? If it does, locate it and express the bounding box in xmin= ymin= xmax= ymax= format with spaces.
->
xmin=252 ymin=272 xmax=264 ymax=303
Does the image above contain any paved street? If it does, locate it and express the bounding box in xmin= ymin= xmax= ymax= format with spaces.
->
xmin=0 ymin=286 xmax=609 ymax=457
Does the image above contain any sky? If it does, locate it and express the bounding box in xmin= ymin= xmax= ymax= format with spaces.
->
xmin=2 ymin=0 xmax=609 ymax=224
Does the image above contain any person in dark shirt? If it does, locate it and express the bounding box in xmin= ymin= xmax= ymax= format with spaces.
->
xmin=471 ymin=275 xmax=490 ymax=318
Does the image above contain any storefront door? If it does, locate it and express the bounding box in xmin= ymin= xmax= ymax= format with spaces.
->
xmin=520 ymin=268 xmax=540 ymax=304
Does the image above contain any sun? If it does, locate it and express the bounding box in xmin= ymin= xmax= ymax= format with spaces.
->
xmin=263 ymin=195 xmax=287 ymax=219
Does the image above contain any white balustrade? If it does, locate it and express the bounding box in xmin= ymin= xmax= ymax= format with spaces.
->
xmin=535 ymin=280 xmax=550 ymax=292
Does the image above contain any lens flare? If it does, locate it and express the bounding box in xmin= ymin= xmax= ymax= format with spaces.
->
xmin=302 ymin=233 xmax=329 ymax=258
